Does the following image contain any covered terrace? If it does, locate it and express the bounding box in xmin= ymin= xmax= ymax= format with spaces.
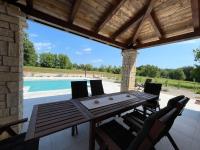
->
xmin=0 ymin=0 xmax=200 ymax=150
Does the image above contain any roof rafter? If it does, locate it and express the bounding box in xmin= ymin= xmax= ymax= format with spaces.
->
xmin=69 ymin=0 xmax=82 ymax=24
xmin=8 ymin=2 xmax=127 ymax=49
xmin=132 ymin=0 xmax=155 ymax=44
xmin=133 ymin=32 xmax=200 ymax=49
xmin=191 ymin=0 xmax=200 ymax=32
xmin=95 ymin=0 xmax=127 ymax=33
xmin=26 ymin=0 xmax=33 ymax=11
xmin=148 ymin=12 xmax=163 ymax=39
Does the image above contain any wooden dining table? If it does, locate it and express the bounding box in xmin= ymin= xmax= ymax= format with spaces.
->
xmin=25 ymin=91 xmax=157 ymax=150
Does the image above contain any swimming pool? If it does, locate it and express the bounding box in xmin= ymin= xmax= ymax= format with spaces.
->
xmin=24 ymin=79 xmax=87 ymax=92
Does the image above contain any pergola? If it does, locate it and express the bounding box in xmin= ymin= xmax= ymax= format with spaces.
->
xmin=0 ymin=0 xmax=200 ymax=134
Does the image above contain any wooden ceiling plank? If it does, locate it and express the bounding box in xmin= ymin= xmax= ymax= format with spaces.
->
xmin=148 ymin=12 xmax=162 ymax=39
xmin=26 ymin=0 xmax=33 ymax=10
xmin=132 ymin=0 xmax=155 ymax=43
xmin=69 ymin=0 xmax=82 ymax=24
xmin=191 ymin=0 xmax=200 ymax=31
xmin=95 ymin=0 xmax=127 ymax=33
xmin=133 ymin=32 xmax=200 ymax=49
xmin=9 ymin=2 xmax=127 ymax=49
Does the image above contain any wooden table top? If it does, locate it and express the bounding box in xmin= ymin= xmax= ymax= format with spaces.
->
xmin=25 ymin=91 xmax=157 ymax=141
xmin=25 ymin=100 xmax=90 ymax=141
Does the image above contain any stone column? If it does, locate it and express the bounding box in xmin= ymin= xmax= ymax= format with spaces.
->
xmin=0 ymin=0 xmax=25 ymax=138
xmin=120 ymin=49 xmax=137 ymax=92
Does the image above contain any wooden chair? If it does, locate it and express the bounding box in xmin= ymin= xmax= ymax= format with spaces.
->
xmin=142 ymin=83 xmax=162 ymax=115
xmin=90 ymin=80 xmax=104 ymax=96
xmin=71 ymin=81 xmax=89 ymax=136
xmin=122 ymin=95 xmax=189 ymax=150
xmin=95 ymin=106 xmax=179 ymax=150
xmin=0 ymin=118 xmax=39 ymax=150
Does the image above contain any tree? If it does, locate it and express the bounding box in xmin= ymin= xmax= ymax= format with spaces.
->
xmin=137 ymin=65 xmax=160 ymax=78
xmin=39 ymin=53 xmax=56 ymax=68
xmin=181 ymin=66 xmax=194 ymax=81
xmin=23 ymin=33 xmax=37 ymax=66
xmin=169 ymin=69 xmax=186 ymax=80
xmin=57 ymin=54 xmax=72 ymax=69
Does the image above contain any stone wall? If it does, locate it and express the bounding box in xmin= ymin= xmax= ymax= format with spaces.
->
xmin=120 ymin=49 xmax=137 ymax=92
xmin=0 ymin=0 xmax=25 ymax=137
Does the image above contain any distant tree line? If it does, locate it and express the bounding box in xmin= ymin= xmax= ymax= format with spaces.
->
xmin=23 ymin=32 xmax=200 ymax=82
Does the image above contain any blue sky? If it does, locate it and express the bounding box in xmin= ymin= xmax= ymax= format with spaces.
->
xmin=26 ymin=20 xmax=200 ymax=68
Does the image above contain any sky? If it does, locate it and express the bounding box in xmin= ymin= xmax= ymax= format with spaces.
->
xmin=26 ymin=20 xmax=200 ymax=69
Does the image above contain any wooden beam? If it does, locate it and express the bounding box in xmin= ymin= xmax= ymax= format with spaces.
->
xmin=132 ymin=0 xmax=155 ymax=43
xmin=148 ymin=12 xmax=162 ymax=39
xmin=133 ymin=32 xmax=200 ymax=49
xmin=26 ymin=0 xmax=33 ymax=11
xmin=69 ymin=0 xmax=82 ymax=24
xmin=95 ymin=0 xmax=127 ymax=33
xmin=191 ymin=0 xmax=200 ymax=31
xmin=8 ymin=2 xmax=127 ymax=49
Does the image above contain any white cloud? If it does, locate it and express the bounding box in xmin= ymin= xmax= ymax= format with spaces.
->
xmin=83 ymin=48 xmax=92 ymax=52
xmin=177 ymin=39 xmax=200 ymax=45
xmin=91 ymin=59 xmax=103 ymax=63
xmin=75 ymin=51 xmax=82 ymax=55
xmin=34 ymin=42 xmax=55 ymax=52
xmin=29 ymin=33 xmax=38 ymax=38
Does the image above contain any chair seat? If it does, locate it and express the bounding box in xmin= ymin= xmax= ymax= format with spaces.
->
xmin=97 ymin=120 xmax=135 ymax=150
xmin=143 ymin=100 xmax=159 ymax=109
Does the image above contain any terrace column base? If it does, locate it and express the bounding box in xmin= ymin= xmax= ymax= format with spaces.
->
xmin=120 ymin=49 xmax=137 ymax=92
xmin=0 ymin=0 xmax=26 ymax=139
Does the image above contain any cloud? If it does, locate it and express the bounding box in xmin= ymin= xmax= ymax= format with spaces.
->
xmin=75 ymin=51 xmax=82 ymax=55
xmin=91 ymin=59 xmax=103 ymax=63
xmin=177 ymin=39 xmax=200 ymax=45
xmin=29 ymin=33 xmax=38 ymax=38
xmin=34 ymin=42 xmax=55 ymax=52
xmin=83 ymin=48 xmax=92 ymax=52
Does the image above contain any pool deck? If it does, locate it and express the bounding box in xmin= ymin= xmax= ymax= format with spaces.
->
xmin=23 ymin=80 xmax=200 ymax=150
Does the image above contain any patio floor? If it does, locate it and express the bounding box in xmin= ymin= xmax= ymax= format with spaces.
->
xmin=22 ymin=81 xmax=200 ymax=150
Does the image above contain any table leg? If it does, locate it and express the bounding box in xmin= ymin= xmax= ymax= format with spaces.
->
xmin=89 ymin=120 xmax=96 ymax=150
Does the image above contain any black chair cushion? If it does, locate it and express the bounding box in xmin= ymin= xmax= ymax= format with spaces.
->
xmin=99 ymin=120 xmax=135 ymax=150
xmin=144 ymin=83 xmax=162 ymax=98
xmin=90 ymin=80 xmax=104 ymax=96
xmin=71 ymin=81 xmax=88 ymax=99
xmin=167 ymin=95 xmax=185 ymax=107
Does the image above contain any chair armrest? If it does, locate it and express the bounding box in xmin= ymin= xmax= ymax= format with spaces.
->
xmin=0 ymin=118 xmax=28 ymax=130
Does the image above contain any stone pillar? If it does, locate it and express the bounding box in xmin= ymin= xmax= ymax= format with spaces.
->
xmin=120 ymin=49 xmax=137 ymax=92
xmin=0 ymin=0 xmax=25 ymax=138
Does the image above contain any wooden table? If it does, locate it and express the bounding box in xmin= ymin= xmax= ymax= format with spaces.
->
xmin=73 ymin=91 xmax=157 ymax=150
xmin=25 ymin=91 xmax=157 ymax=150
xmin=25 ymin=100 xmax=90 ymax=141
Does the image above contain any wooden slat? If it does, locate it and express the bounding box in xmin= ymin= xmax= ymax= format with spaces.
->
xmin=148 ymin=12 xmax=162 ymax=39
xmin=25 ymin=105 xmax=38 ymax=141
xmin=191 ymin=0 xmax=200 ymax=31
xmin=133 ymin=31 xmax=200 ymax=49
xmin=69 ymin=0 xmax=82 ymax=23
xmin=132 ymin=0 xmax=155 ymax=44
xmin=7 ymin=2 xmax=128 ymax=49
xmin=95 ymin=0 xmax=127 ymax=33
xmin=111 ymin=3 xmax=149 ymax=39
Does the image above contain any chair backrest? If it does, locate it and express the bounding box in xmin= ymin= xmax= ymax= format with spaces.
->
xmin=144 ymin=83 xmax=162 ymax=97
xmin=90 ymin=80 xmax=104 ymax=96
xmin=167 ymin=95 xmax=189 ymax=116
xmin=71 ymin=81 xmax=88 ymax=99
xmin=127 ymin=106 xmax=178 ymax=150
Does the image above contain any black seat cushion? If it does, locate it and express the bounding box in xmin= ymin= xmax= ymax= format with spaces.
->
xmin=90 ymin=80 xmax=104 ymax=96
xmin=71 ymin=81 xmax=88 ymax=99
xmin=99 ymin=120 xmax=135 ymax=150
xmin=167 ymin=95 xmax=185 ymax=107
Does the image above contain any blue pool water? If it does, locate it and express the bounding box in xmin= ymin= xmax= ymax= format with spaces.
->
xmin=24 ymin=80 xmax=87 ymax=92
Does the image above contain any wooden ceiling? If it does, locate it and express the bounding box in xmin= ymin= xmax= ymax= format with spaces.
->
xmin=6 ymin=0 xmax=200 ymax=49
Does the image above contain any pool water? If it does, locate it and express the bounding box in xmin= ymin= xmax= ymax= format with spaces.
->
xmin=24 ymin=80 xmax=87 ymax=92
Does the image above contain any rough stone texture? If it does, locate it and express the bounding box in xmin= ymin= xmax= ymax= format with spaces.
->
xmin=0 ymin=1 xmax=25 ymax=137
xmin=120 ymin=49 xmax=137 ymax=92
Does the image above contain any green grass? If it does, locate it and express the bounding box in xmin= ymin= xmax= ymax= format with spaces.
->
xmin=24 ymin=66 xmax=200 ymax=91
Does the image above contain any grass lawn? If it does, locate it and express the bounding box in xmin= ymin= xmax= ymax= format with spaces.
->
xmin=24 ymin=66 xmax=200 ymax=92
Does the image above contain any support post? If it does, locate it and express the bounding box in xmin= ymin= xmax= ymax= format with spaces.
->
xmin=0 ymin=0 xmax=26 ymax=139
xmin=120 ymin=49 xmax=137 ymax=92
